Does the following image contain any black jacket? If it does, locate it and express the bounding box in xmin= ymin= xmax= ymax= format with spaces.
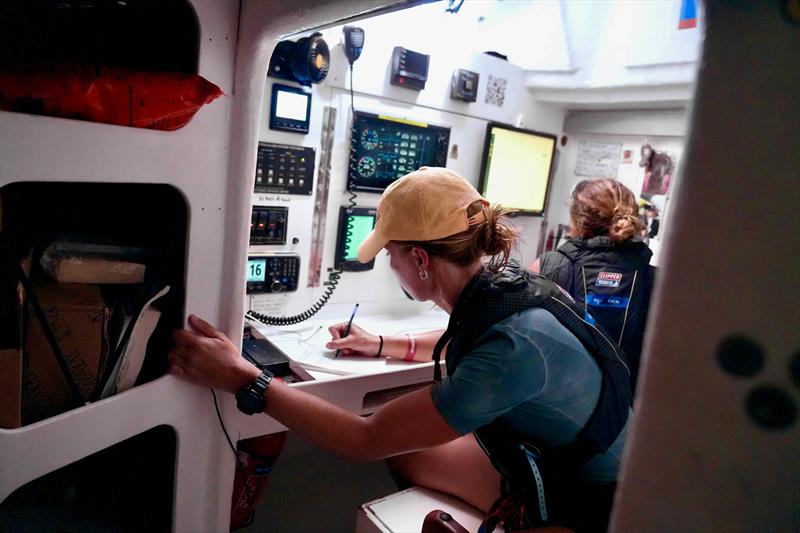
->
xmin=539 ymin=237 xmax=655 ymax=394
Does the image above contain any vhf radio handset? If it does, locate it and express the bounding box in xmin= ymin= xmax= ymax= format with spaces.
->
xmin=343 ymin=26 xmax=365 ymax=66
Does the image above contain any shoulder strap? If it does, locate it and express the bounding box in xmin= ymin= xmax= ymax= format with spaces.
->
xmin=432 ymin=328 xmax=452 ymax=383
xmin=539 ymin=250 xmax=575 ymax=296
xmin=615 ymin=269 xmax=639 ymax=345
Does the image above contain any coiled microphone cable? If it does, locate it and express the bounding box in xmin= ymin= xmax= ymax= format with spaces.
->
xmin=246 ymin=267 xmax=342 ymax=326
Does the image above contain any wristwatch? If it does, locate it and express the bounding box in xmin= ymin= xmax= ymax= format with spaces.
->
xmin=235 ymin=369 xmax=273 ymax=415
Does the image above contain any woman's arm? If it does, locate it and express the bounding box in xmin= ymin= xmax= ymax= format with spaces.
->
xmin=170 ymin=315 xmax=459 ymax=461
xmin=267 ymin=379 xmax=458 ymax=461
xmin=532 ymin=251 xmax=574 ymax=293
xmin=326 ymin=323 xmax=445 ymax=362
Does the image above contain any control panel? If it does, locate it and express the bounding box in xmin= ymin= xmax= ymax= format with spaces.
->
xmin=246 ymin=254 xmax=300 ymax=293
xmin=255 ymin=142 xmax=315 ymax=196
xmin=250 ymin=206 xmax=288 ymax=245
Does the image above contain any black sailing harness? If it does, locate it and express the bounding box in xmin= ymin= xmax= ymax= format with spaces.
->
xmin=541 ymin=237 xmax=655 ymax=395
xmin=430 ymin=261 xmax=632 ymax=531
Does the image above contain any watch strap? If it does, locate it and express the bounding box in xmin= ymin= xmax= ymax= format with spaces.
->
xmin=236 ymin=369 xmax=273 ymax=415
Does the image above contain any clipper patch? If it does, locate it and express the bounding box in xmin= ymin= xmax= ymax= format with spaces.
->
xmin=596 ymin=271 xmax=622 ymax=287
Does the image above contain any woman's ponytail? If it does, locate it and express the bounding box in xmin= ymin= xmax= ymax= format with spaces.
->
xmin=406 ymin=201 xmax=518 ymax=272
xmin=571 ymin=179 xmax=644 ymax=244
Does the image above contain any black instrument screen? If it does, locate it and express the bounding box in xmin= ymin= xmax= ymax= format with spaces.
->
xmin=348 ymin=111 xmax=449 ymax=193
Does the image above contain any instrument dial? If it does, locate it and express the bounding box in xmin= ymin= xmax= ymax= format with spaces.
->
xmin=357 ymin=156 xmax=376 ymax=177
xmin=360 ymin=129 xmax=379 ymax=150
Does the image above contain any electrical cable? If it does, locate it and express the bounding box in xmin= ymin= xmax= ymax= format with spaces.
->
xmin=349 ymin=64 xmax=355 ymax=118
xmin=346 ymin=115 xmax=359 ymax=210
xmin=346 ymin=61 xmax=359 ymax=210
xmin=211 ymin=388 xmax=242 ymax=465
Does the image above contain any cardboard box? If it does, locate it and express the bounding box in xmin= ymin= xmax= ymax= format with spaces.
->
xmin=0 ymin=348 xmax=22 ymax=428
xmin=0 ymin=261 xmax=26 ymax=429
xmin=22 ymin=280 xmax=111 ymax=425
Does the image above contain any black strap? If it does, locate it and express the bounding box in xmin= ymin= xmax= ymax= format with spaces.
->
xmin=431 ymin=328 xmax=453 ymax=383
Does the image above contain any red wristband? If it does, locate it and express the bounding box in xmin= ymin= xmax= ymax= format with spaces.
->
xmin=404 ymin=334 xmax=417 ymax=362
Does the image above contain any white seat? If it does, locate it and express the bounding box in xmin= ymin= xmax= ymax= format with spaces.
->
xmin=356 ymin=486 xmax=498 ymax=533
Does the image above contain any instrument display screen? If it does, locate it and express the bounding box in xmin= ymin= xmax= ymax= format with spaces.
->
xmin=348 ymin=111 xmax=449 ymax=193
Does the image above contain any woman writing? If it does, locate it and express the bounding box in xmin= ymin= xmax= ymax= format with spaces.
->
xmin=170 ymin=168 xmax=632 ymax=531
xmin=530 ymin=178 xmax=655 ymax=394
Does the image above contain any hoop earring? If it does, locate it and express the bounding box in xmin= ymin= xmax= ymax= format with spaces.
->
xmin=419 ymin=270 xmax=429 ymax=280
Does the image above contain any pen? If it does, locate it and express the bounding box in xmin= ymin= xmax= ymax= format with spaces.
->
xmin=335 ymin=303 xmax=359 ymax=359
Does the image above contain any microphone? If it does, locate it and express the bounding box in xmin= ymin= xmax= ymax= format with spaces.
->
xmin=343 ymin=26 xmax=365 ymax=66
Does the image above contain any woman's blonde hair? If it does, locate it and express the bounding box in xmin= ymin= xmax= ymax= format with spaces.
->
xmin=570 ymin=179 xmax=644 ymax=244
xmin=404 ymin=201 xmax=518 ymax=273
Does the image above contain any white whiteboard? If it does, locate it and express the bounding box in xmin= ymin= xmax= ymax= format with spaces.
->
xmin=574 ymin=140 xmax=622 ymax=178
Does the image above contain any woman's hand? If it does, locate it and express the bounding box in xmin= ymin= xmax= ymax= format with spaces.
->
xmin=169 ymin=315 xmax=260 ymax=394
xmin=325 ymin=323 xmax=381 ymax=357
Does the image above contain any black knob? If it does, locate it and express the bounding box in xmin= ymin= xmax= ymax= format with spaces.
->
xmin=438 ymin=512 xmax=452 ymax=522
xmin=271 ymin=280 xmax=284 ymax=292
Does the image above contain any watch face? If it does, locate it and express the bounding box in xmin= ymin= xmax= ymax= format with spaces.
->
xmin=237 ymin=389 xmax=265 ymax=415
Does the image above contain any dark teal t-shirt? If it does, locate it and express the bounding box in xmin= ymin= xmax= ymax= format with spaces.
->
xmin=431 ymin=307 xmax=630 ymax=482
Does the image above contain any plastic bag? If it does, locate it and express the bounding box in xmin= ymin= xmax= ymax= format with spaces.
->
xmin=0 ymin=67 xmax=224 ymax=130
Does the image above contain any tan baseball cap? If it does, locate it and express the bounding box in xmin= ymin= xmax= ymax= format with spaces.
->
xmin=357 ymin=167 xmax=489 ymax=263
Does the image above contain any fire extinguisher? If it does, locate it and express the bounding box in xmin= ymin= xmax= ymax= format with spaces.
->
xmin=230 ymin=432 xmax=287 ymax=530
xmin=545 ymin=229 xmax=555 ymax=252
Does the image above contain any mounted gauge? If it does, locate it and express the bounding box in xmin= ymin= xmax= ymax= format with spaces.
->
xmin=360 ymin=128 xmax=379 ymax=150
xmin=357 ymin=156 xmax=376 ymax=178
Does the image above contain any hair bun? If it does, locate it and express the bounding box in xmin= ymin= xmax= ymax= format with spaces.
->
xmin=610 ymin=213 xmax=640 ymax=242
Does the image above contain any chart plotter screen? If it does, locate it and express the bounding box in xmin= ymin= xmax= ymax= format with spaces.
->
xmin=348 ymin=111 xmax=450 ymax=193
xmin=478 ymin=123 xmax=557 ymax=216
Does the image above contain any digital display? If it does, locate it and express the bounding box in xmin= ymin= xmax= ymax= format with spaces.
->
xmin=275 ymin=90 xmax=309 ymax=121
xmin=335 ymin=207 xmax=377 ymax=272
xmin=349 ymin=111 xmax=450 ymax=192
xmin=269 ymin=83 xmax=311 ymax=133
xmin=401 ymin=50 xmax=429 ymax=78
xmin=247 ymin=259 xmax=266 ymax=282
xmin=246 ymin=254 xmax=300 ymax=293
xmin=344 ymin=215 xmax=376 ymax=261
xmin=478 ymin=123 xmax=557 ymax=216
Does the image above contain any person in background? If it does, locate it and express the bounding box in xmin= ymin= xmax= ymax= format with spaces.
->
xmin=170 ymin=168 xmax=632 ymax=532
xmin=644 ymin=204 xmax=660 ymax=240
xmin=530 ymin=178 xmax=655 ymax=395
